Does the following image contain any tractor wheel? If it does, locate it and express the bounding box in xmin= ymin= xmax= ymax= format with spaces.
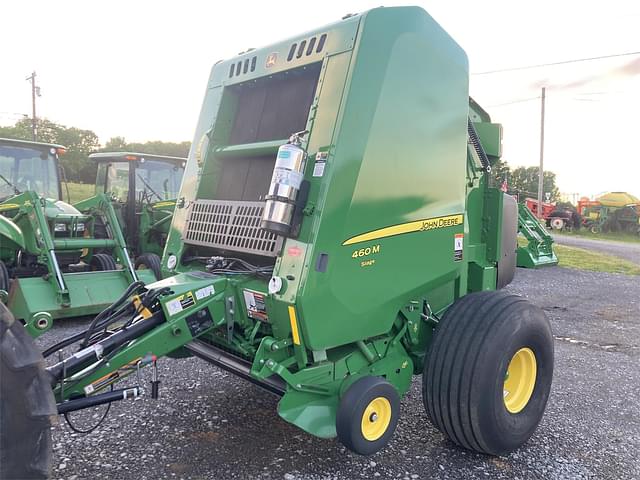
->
xmin=134 ymin=253 xmax=162 ymax=280
xmin=0 ymin=260 xmax=9 ymax=294
xmin=423 ymin=290 xmax=553 ymax=456
xmin=590 ymin=224 xmax=601 ymax=234
xmin=549 ymin=217 xmax=565 ymax=230
xmin=90 ymin=253 xmax=117 ymax=271
xmin=1 ymin=302 xmax=57 ymax=479
xmin=336 ymin=376 xmax=400 ymax=455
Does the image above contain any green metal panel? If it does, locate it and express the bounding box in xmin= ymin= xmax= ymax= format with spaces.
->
xmin=473 ymin=122 xmax=503 ymax=159
xmin=290 ymin=7 xmax=470 ymax=350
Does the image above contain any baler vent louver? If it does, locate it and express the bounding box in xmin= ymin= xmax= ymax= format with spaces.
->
xmin=229 ymin=56 xmax=258 ymax=78
xmin=184 ymin=199 xmax=282 ymax=257
xmin=287 ymin=33 xmax=327 ymax=61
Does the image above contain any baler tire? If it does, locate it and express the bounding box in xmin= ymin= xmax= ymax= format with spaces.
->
xmin=336 ymin=376 xmax=400 ymax=456
xmin=90 ymin=253 xmax=117 ymax=271
xmin=0 ymin=260 xmax=9 ymax=294
xmin=422 ymin=290 xmax=553 ymax=456
xmin=0 ymin=303 xmax=57 ymax=479
xmin=134 ymin=253 xmax=162 ymax=280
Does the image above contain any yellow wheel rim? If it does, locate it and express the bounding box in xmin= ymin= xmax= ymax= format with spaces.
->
xmin=503 ymin=347 xmax=537 ymax=414
xmin=361 ymin=397 xmax=392 ymax=441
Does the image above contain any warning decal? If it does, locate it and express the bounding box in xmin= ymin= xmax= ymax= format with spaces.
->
xmin=243 ymin=289 xmax=269 ymax=322
xmin=166 ymin=291 xmax=196 ymax=316
xmin=454 ymin=233 xmax=464 ymax=261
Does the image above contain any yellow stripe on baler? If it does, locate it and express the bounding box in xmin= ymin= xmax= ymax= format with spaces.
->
xmin=288 ymin=306 xmax=301 ymax=345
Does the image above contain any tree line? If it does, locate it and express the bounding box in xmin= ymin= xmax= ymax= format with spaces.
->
xmin=0 ymin=118 xmax=190 ymax=183
xmin=1 ymin=117 xmax=561 ymax=202
xmin=491 ymin=159 xmax=560 ymax=202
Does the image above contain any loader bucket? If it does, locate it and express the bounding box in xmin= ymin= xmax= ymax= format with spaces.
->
xmin=8 ymin=269 xmax=156 ymax=337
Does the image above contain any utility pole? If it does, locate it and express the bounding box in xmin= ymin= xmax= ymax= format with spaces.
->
xmin=537 ymin=86 xmax=546 ymax=218
xmin=26 ymin=71 xmax=40 ymax=141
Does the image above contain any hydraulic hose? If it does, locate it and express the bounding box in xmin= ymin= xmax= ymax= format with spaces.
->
xmin=79 ymin=281 xmax=145 ymax=348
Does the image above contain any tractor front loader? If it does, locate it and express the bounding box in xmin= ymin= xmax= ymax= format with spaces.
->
xmin=1 ymin=7 xmax=555 ymax=478
xmin=0 ymin=138 xmax=155 ymax=337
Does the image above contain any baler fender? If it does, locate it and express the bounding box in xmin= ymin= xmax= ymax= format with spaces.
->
xmin=497 ymin=193 xmax=517 ymax=288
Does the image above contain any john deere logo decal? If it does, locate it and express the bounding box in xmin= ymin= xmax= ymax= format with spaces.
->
xmin=265 ymin=52 xmax=278 ymax=68
xmin=342 ymin=214 xmax=464 ymax=246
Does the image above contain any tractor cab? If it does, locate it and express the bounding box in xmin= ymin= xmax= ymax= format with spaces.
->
xmin=0 ymin=137 xmax=82 ymax=238
xmin=0 ymin=137 xmax=64 ymax=203
xmin=0 ymin=138 xmax=90 ymax=253
xmin=90 ymin=152 xmax=186 ymax=256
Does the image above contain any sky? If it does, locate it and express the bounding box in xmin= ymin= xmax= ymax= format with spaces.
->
xmin=1 ymin=0 xmax=639 ymax=199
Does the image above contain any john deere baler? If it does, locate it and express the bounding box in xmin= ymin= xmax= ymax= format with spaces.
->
xmin=2 ymin=9 xmax=554 ymax=476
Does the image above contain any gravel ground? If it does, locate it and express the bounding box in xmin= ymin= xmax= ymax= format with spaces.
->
xmin=552 ymin=234 xmax=640 ymax=265
xmin=36 ymin=266 xmax=639 ymax=480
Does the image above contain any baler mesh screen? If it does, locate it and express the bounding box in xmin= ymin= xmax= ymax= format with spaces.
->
xmin=183 ymin=199 xmax=282 ymax=257
xmin=228 ymin=62 xmax=322 ymax=145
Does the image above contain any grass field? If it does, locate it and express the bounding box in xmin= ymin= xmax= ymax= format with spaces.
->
xmin=518 ymin=236 xmax=640 ymax=275
xmin=553 ymin=243 xmax=640 ymax=275
xmin=63 ymin=182 xmax=94 ymax=203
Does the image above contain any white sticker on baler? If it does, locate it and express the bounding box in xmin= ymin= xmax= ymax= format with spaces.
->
xmin=313 ymin=160 xmax=326 ymax=177
xmin=195 ymin=284 xmax=215 ymax=300
xmin=166 ymin=298 xmax=183 ymax=316
xmin=273 ymin=168 xmax=304 ymax=189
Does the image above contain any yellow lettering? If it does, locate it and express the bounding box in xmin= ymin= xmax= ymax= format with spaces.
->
xmin=351 ymin=244 xmax=381 ymax=260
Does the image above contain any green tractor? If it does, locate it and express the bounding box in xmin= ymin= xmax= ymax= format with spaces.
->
xmin=1 ymin=7 xmax=555 ymax=477
xmin=90 ymin=151 xmax=186 ymax=278
xmin=0 ymin=137 xmax=155 ymax=337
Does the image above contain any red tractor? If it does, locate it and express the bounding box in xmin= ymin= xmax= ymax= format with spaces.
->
xmin=525 ymin=198 xmax=580 ymax=231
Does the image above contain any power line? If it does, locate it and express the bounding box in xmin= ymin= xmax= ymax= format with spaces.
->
xmin=485 ymin=97 xmax=540 ymax=108
xmin=472 ymin=50 xmax=640 ymax=75
xmin=482 ymin=87 xmax=637 ymax=109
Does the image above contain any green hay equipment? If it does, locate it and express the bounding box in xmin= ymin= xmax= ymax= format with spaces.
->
xmin=0 ymin=7 xmax=555 ymax=477
xmin=0 ymin=138 xmax=155 ymax=337
xmin=517 ymin=203 xmax=559 ymax=268
xmin=90 ymin=151 xmax=187 ymax=278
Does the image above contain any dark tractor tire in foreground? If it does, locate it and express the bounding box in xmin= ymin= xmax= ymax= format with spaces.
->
xmin=336 ymin=376 xmax=400 ymax=456
xmin=90 ymin=253 xmax=117 ymax=271
xmin=423 ymin=290 xmax=554 ymax=456
xmin=0 ymin=260 xmax=9 ymax=293
xmin=0 ymin=303 xmax=57 ymax=479
xmin=134 ymin=253 xmax=162 ymax=281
